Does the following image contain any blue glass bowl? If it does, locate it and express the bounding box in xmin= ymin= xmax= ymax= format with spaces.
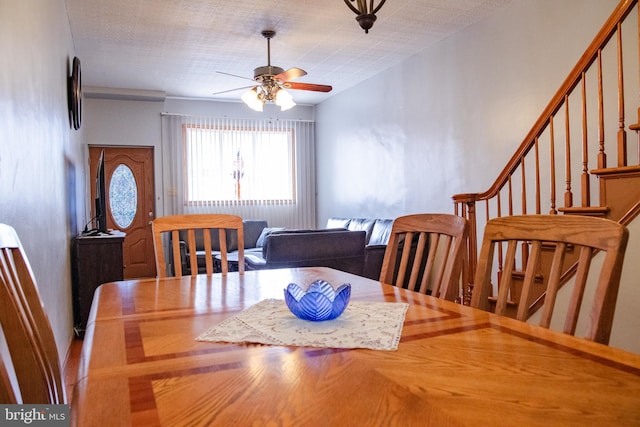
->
xmin=284 ymin=280 xmax=351 ymax=321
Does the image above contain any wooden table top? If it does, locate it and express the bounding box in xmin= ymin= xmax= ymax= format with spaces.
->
xmin=71 ymin=267 xmax=640 ymax=426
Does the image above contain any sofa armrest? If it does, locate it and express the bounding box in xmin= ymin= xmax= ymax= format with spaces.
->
xmin=363 ymin=244 xmax=387 ymax=280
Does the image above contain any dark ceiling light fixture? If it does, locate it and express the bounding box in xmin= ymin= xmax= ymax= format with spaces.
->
xmin=343 ymin=0 xmax=387 ymax=33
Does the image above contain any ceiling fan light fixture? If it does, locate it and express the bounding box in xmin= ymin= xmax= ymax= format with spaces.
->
xmin=344 ymin=0 xmax=387 ymax=33
xmin=275 ymin=88 xmax=295 ymax=111
xmin=241 ymin=87 xmax=264 ymax=112
xmin=218 ymin=29 xmax=332 ymax=110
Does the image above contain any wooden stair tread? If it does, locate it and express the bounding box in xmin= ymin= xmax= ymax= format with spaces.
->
xmin=488 ymin=296 xmax=517 ymax=306
xmin=590 ymin=165 xmax=640 ymax=176
xmin=511 ymin=270 xmax=544 ymax=280
xmin=558 ymin=206 xmax=609 ymax=216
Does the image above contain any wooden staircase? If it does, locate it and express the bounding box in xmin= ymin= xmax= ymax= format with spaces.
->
xmin=452 ymin=0 xmax=640 ymax=317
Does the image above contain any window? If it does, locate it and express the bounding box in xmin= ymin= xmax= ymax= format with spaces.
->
xmin=163 ymin=114 xmax=315 ymax=229
xmin=183 ymin=125 xmax=296 ymax=205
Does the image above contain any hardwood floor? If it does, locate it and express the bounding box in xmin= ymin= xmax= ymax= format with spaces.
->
xmin=63 ymin=337 xmax=83 ymax=403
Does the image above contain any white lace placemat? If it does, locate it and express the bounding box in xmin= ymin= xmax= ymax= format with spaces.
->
xmin=196 ymin=299 xmax=409 ymax=351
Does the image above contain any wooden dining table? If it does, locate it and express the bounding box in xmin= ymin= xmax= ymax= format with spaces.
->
xmin=71 ymin=267 xmax=640 ymax=426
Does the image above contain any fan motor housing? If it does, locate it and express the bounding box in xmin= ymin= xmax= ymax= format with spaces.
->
xmin=254 ymin=65 xmax=284 ymax=80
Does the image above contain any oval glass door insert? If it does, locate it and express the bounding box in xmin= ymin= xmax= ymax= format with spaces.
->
xmin=109 ymin=164 xmax=137 ymax=228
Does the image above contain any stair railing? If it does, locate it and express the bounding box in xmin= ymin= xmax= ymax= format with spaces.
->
xmin=453 ymin=0 xmax=640 ymax=305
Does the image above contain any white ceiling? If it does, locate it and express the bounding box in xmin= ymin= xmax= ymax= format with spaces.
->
xmin=65 ymin=0 xmax=514 ymax=105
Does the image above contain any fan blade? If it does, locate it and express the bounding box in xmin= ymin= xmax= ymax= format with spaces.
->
xmin=284 ymin=82 xmax=333 ymax=93
xmin=216 ymin=71 xmax=256 ymax=83
xmin=275 ymin=67 xmax=307 ymax=82
xmin=212 ymin=85 xmax=256 ymax=96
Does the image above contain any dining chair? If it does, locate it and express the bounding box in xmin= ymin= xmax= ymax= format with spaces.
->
xmin=152 ymin=213 xmax=245 ymax=277
xmin=470 ymin=214 xmax=629 ymax=345
xmin=0 ymin=223 xmax=66 ymax=404
xmin=0 ymin=355 xmax=17 ymax=403
xmin=379 ymin=214 xmax=468 ymax=301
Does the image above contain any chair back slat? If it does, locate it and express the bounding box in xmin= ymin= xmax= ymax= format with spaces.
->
xmin=564 ymin=247 xmax=593 ymax=334
xmin=172 ymin=230 xmax=183 ymax=276
xmin=217 ymin=228 xmax=229 ymax=273
xmin=407 ymin=232 xmax=427 ymax=291
xmin=516 ymin=240 xmax=542 ymax=321
xmin=539 ymin=242 xmax=567 ymax=327
xmin=415 ymin=233 xmax=432 ymax=293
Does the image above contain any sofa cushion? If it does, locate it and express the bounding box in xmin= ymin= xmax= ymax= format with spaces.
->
xmin=369 ymin=219 xmax=394 ymax=246
xmin=326 ymin=217 xmax=351 ymax=229
xmin=346 ymin=218 xmax=376 ymax=244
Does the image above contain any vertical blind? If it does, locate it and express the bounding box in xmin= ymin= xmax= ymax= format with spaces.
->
xmin=161 ymin=113 xmax=317 ymax=229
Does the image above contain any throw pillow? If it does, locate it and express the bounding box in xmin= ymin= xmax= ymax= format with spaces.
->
xmin=256 ymin=227 xmax=285 ymax=247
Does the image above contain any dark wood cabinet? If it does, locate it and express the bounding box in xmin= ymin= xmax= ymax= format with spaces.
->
xmin=71 ymin=233 xmax=125 ymax=337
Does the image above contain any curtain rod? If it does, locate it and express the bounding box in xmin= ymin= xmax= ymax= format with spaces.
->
xmin=160 ymin=112 xmax=315 ymax=123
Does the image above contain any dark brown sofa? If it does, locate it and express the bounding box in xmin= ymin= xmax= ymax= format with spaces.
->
xmin=178 ymin=217 xmax=394 ymax=278
xmin=244 ymin=228 xmax=367 ymax=275
xmin=325 ymin=217 xmax=394 ymax=279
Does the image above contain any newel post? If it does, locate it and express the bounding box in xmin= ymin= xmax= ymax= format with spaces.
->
xmin=454 ymin=195 xmax=478 ymax=305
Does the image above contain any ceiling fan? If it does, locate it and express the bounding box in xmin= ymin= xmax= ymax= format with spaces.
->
xmin=215 ymin=30 xmax=332 ymax=111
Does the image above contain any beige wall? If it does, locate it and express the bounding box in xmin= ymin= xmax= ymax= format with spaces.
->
xmin=0 ymin=0 xmax=84 ymax=364
xmin=315 ymin=0 xmax=623 ymax=219
xmin=315 ymin=0 xmax=639 ymax=353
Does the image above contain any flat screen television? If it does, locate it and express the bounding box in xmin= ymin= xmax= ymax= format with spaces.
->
xmin=94 ymin=149 xmax=108 ymax=233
